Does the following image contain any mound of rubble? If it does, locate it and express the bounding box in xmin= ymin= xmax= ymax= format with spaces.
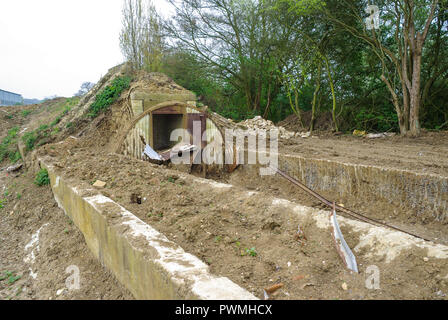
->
xmin=238 ymin=116 xmax=310 ymax=139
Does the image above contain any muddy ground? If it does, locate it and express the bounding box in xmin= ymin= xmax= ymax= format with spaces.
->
xmin=37 ymin=137 xmax=448 ymax=300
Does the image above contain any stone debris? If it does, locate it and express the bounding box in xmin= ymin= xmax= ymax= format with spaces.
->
xmin=93 ymin=180 xmax=107 ymax=189
xmin=6 ymin=163 xmax=23 ymax=173
xmin=354 ymin=130 xmax=396 ymax=139
xmin=366 ymin=133 xmax=396 ymax=139
xmin=238 ymin=116 xmax=309 ymax=140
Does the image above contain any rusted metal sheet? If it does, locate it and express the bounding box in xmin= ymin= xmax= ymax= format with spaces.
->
xmin=187 ymin=113 xmax=206 ymax=148
xmin=120 ymin=101 xmax=228 ymax=167
xmin=152 ymin=106 xmax=182 ymax=114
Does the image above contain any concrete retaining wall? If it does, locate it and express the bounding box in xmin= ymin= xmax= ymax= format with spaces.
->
xmin=40 ymin=158 xmax=257 ymax=300
xmin=276 ymin=153 xmax=448 ymax=222
xmin=239 ymin=149 xmax=448 ymax=223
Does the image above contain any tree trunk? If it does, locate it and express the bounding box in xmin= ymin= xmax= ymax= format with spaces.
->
xmin=409 ymin=51 xmax=422 ymax=137
xmin=323 ymin=56 xmax=338 ymax=132
xmin=310 ymin=60 xmax=322 ymax=134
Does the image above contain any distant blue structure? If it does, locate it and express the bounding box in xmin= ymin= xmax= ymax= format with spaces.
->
xmin=0 ymin=89 xmax=23 ymax=106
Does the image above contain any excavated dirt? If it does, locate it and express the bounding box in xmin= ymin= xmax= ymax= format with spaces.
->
xmin=279 ymin=131 xmax=448 ymax=177
xmin=226 ymin=166 xmax=448 ymax=247
xmin=36 ymin=137 xmax=448 ymax=300
xmin=3 ymin=70 xmax=448 ymax=300
xmin=0 ymin=169 xmax=133 ymax=300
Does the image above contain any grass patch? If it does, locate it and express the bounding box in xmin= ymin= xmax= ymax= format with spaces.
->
xmin=22 ymin=131 xmax=37 ymax=151
xmin=8 ymin=151 xmax=21 ymax=163
xmin=21 ymin=110 xmax=32 ymax=117
xmin=0 ymin=271 xmax=21 ymax=285
xmin=88 ymin=76 xmax=131 ymax=118
xmin=245 ymin=247 xmax=258 ymax=257
xmin=35 ymin=168 xmax=50 ymax=186
xmin=50 ymin=116 xmax=62 ymax=127
xmin=0 ymin=127 xmax=20 ymax=163
xmin=38 ymin=124 xmax=49 ymax=132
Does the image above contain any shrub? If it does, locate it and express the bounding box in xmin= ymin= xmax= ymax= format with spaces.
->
xmin=0 ymin=127 xmax=20 ymax=162
xmin=214 ymin=104 xmax=258 ymax=122
xmin=88 ymin=76 xmax=132 ymax=118
xmin=50 ymin=116 xmax=62 ymax=127
xmin=245 ymin=247 xmax=258 ymax=257
xmin=38 ymin=124 xmax=49 ymax=132
xmin=9 ymin=151 xmax=21 ymax=164
xmin=21 ymin=110 xmax=32 ymax=117
xmin=35 ymin=169 xmax=50 ymax=186
xmin=22 ymin=132 xmax=37 ymax=151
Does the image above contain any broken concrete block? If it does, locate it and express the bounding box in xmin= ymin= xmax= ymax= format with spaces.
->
xmin=6 ymin=163 xmax=23 ymax=173
xmin=93 ymin=180 xmax=107 ymax=188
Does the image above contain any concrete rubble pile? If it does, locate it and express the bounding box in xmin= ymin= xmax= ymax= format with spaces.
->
xmin=237 ymin=116 xmax=310 ymax=139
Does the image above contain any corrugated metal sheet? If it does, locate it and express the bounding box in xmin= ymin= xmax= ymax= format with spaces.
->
xmin=0 ymin=89 xmax=23 ymax=106
xmin=206 ymin=118 xmax=220 ymax=144
xmin=125 ymin=114 xmax=150 ymax=159
xmin=122 ymin=105 xmax=227 ymax=166
xmin=205 ymin=118 xmax=225 ymax=166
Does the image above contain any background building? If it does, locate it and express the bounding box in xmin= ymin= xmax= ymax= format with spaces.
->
xmin=0 ymin=89 xmax=23 ymax=106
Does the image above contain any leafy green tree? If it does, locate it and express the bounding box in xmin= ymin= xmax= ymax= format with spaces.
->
xmin=322 ymin=0 xmax=442 ymax=136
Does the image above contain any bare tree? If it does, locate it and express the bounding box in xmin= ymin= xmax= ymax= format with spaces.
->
xmin=165 ymin=0 xmax=307 ymax=112
xmin=75 ymin=82 xmax=95 ymax=97
xmin=120 ymin=0 xmax=164 ymax=72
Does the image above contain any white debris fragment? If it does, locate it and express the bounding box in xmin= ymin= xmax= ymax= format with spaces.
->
xmin=24 ymin=223 xmax=49 ymax=264
xmin=29 ymin=268 xmax=38 ymax=280
xmin=56 ymin=289 xmax=65 ymax=296
xmin=238 ymin=116 xmax=307 ymax=140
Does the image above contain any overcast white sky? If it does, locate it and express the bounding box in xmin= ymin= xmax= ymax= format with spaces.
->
xmin=0 ymin=0 xmax=173 ymax=100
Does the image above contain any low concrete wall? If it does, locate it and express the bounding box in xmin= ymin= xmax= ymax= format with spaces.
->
xmin=40 ymin=158 xmax=257 ymax=300
xmin=276 ymin=153 xmax=448 ymax=222
xmin=239 ymin=149 xmax=448 ymax=223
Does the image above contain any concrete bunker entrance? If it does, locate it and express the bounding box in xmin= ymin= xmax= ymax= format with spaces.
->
xmin=153 ymin=113 xmax=184 ymax=151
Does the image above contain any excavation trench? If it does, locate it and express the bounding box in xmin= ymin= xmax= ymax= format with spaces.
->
xmin=37 ymin=138 xmax=448 ymax=300
xmin=212 ymin=148 xmax=448 ymax=246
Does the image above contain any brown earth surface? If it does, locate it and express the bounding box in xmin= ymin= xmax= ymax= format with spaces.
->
xmin=2 ymin=76 xmax=448 ymax=300
xmin=0 ymin=165 xmax=133 ymax=300
xmin=279 ymin=130 xmax=448 ymax=177
xmin=35 ymin=136 xmax=448 ymax=300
